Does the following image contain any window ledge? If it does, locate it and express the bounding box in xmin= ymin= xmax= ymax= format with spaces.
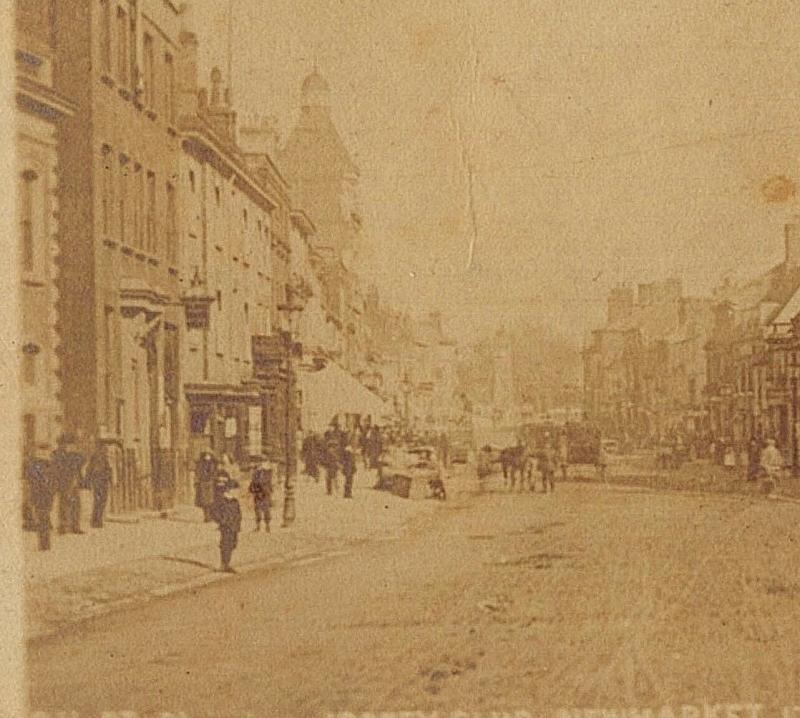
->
xmin=22 ymin=278 xmax=46 ymax=288
xmin=168 ymin=266 xmax=179 ymax=276
xmin=100 ymin=74 xmax=115 ymax=88
xmin=121 ymin=245 xmax=134 ymax=256
xmin=145 ymin=109 xmax=157 ymax=121
xmin=147 ymin=257 xmax=159 ymax=266
xmin=103 ymin=238 xmax=118 ymax=249
xmin=167 ymin=125 xmax=177 ymax=137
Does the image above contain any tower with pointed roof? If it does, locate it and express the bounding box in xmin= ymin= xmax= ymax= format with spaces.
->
xmin=280 ymin=71 xmax=362 ymax=262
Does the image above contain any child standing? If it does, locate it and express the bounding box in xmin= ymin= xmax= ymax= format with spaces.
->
xmin=215 ymin=480 xmax=242 ymax=573
xmin=248 ymin=457 xmax=273 ymax=531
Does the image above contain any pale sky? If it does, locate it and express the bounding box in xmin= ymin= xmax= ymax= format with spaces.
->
xmin=187 ymin=0 xmax=800 ymax=342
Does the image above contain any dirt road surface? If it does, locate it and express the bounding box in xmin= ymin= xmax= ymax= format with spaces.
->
xmin=27 ymin=481 xmax=800 ymax=717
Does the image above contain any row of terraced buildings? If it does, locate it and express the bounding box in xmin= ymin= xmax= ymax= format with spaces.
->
xmin=584 ymin=221 xmax=800 ymax=465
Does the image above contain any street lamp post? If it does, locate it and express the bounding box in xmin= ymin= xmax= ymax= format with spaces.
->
xmin=278 ymin=302 xmax=303 ymax=527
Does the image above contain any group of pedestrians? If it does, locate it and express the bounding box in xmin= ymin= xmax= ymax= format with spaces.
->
xmin=193 ymin=451 xmax=276 ymax=572
xmin=301 ymin=421 xmax=384 ymax=499
xmin=23 ymin=434 xmax=114 ymax=551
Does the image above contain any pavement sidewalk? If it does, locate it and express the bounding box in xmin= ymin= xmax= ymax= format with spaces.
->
xmin=25 ymin=467 xmax=439 ymax=641
xmin=568 ymin=452 xmax=800 ymax=500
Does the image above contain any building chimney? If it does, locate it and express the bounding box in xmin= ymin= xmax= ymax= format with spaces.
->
xmin=785 ymin=219 xmax=800 ymax=269
xmin=177 ymin=31 xmax=200 ymax=119
xmin=238 ymin=114 xmax=281 ymax=158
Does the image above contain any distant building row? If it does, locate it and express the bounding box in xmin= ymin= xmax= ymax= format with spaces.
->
xmin=584 ymin=220 xmax=800 ymax=466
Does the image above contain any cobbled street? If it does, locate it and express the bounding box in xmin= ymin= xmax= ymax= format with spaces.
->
xmin=27 ymin=476 xmax=800 ymax=717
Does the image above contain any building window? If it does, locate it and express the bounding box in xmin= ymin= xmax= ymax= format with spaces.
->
xmin=243 ymin=208 xmax=248 ymax=225
xmin=116 ymin=6 xmax=128 ymax=86
xmin=143 ymin=33 xmax=155 ymax=107
xmin=101 ymin=146 xmax=113 ymax=236
xmin=214 ymin=186 xmax=221 ymax=206
xmin=146 ymin=171 xmax=156 ymax=252
xmin=128 ymin=3 xmax=137 ymax=94
xmin=19 ymin=169 xmax=37 ymax=272
xmin=100 ymin=0 xmax=112 ymax=74
xmin=23 ymin=351 xmax=36 ymax=385
xmin=164 ymin=52 xmax=175 ymax=123
xmin=104 ymin=306 xmax=114 ymax=428
xmin=166 ymin=181 xmax=177 ymax=263
xmin=118 ymin=156 xmax=128 ymax=244
xmin=188 ymin=170 xmax=195 ymax=193
xmin=132 ymin=163 xmax=142 ymax=247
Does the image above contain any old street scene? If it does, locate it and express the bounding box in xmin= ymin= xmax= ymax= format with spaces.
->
xmin=15 ymin=1 xmax=800 ymax=716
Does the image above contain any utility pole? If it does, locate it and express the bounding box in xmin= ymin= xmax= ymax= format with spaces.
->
xmin=279 ymin=302 xmax=304 ymax=527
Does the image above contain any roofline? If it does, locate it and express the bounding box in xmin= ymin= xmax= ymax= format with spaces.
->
xmin=16 ymin=75 xmax=76 ymax=119
xmin=290 ymin=209 xmax=316 ymax=236
xmin=179 ymin=114 xmax=279 ymax=212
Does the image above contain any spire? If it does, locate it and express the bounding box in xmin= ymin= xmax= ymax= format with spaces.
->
xmin=301 ymin=70 xmax=330 ymax=110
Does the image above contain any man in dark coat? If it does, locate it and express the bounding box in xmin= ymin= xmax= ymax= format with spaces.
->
xmin=367 ymin=426 xmax=383 ymax=470
xmin=194 ymin=451 xmax=218 ymax=522
xmin=301 ymin=433 xmax=320 ymax=480
xmin=27 ymin=444 xmax=55 ymax=550
xmin=341 ymin=444 xmax=356 ymax=499
xmin=322 ymin=429 xmax=341 ymax=496
xmin=215 ymin=481 xmax=242 ymax=573
xmin=248 ymin=458 xmax=273 ymax=531
xmin=86 ymin=441 xmax=113 ymax=528
xmin=747 ymin=437 xmax=762 ymax=481
xmin=52 ymin=434 xmax=85 ymax=534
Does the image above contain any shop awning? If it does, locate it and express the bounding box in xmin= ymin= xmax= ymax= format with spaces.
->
xmin=300 ymin=363 xmax=391 ymax=432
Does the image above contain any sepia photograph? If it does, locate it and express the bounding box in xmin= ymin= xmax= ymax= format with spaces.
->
xmin=8 ymin=0 xmax=800 ymax=716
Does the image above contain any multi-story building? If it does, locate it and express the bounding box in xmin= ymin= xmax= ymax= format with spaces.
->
xmin=55 ymin=0 xmax=185 ymax=511
xmin=584 ymin=278 xmax=713 ymax=445
xmin=16 ymin=0 xmax=75 ymax=464
xmin=705 ymin=223 xmax=800 ymax=454
xmin=176 ymin=49 xmax=278 ymax=481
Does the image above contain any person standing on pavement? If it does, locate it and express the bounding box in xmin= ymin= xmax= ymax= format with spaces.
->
xmin=86 ymin=440 xmax=112 ymax=528
xmin=215 ymin=480 xmax=242 ymax=573
xmin=52 ymin=434 xmax=86 ymax=535
xmin=301 ymin=433 xmax=320 ymax=480
xmin=194 ymin=451 xmax=218 ymax=522
xmin=26 ymin=444 xmax=56 ymax=550
xmin=248 ymin=458 xmax=273 ymax=532
xmin=367 ymin=425 xmax=383 ymax=470
xmin=322 ymin=427 xmax=341 ymax=496
xmin=760 ymin=438 xmax=784 ymax=491
xmin=596 ymin=443 xmax=608 ymax=482
xmin=341 ymin=443 xmax=356 ymax=499
xmin=747 ymin=437 xmax=761 ymax=481
xmin=539 ymin=439 xmax=556 ymax=494
xmin=557 ymin=430 xmax=569 ymax=482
